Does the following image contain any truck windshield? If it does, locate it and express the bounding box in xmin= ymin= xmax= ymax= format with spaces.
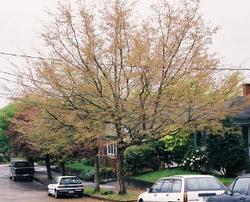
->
xmin=14 ymin=162 xmax=30 ymax=167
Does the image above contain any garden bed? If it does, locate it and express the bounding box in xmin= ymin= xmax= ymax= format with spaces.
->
xmin=84 ymin=187 xmax=140 ymax=202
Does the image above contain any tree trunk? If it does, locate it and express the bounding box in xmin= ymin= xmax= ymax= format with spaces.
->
xmin=116 ymin=148 xmax=126 ymax=195
xmin=60 ymin=161 xmax=66 ymax=176
xmin=28 ymin=156 xmax=34 ymax=167
xmin=94 ymin=154 xmax=100 ymax=192
xmin=45 ymin=155 xmax=52 ymax=180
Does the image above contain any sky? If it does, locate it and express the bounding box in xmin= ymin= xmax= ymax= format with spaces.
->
xmin=0 ymin=0 xmax=250 ymax=107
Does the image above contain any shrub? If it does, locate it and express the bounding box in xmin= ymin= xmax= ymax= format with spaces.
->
xmin=184 ymin=147 xmax=208 ymax=172
xmin=80 ymin=167 xmax=116 ymax=182
xmin=161 ymin=133 xmax=194 ymax=166
xmin=206 ymin=129 xmax=247 ymax=176
xmin=124 ymin=143 xmax=161 ymax=174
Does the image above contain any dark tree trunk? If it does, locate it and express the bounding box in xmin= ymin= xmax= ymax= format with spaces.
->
xmin=28 ymin=156 xmax=34 ymax=167
xmin=45 ymin=155 xmax=52 ymax=180
xmin=60 ymin=162 xmax=66 ymax=176
xmin=94 ymin=153 xmax=100 ymax=192
xmin=116 ymin=148 xmax=126 ymax=195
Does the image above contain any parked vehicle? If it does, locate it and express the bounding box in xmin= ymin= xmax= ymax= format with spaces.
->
xmin=138 ymin=175 xmax=226 ymax=202
xmin=47 ymin=176 xmax=84 ymax=198
xmin=207 ymin=175 xmax=250 ymax=202
xmin=9 ymin=159 xmax=34 ymax=181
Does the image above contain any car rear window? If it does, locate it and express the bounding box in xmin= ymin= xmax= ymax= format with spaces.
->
xmin=60 ymin=178 xmax=81 ymax=185
xmin=185 ymin=177 xmax=224 ymax=191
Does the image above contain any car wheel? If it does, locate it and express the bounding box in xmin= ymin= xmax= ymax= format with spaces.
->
xmin=139 ymin=199 xmax=144 ymax=202
xmin=54 ymin=190 xmax=60 ymax=199
xmin=47 ymin=189 xmax=51 ymax=196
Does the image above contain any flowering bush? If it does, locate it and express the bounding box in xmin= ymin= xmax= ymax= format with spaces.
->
xmin=184 ymin=147 xmax=208 ymax=172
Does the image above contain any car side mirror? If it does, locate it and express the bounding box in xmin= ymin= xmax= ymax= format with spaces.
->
xmin=146 ymin=188 xmax=151 ymax=193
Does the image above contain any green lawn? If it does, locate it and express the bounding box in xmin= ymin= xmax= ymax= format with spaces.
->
xmin=84 ymin=187 xmax=140 ymax=201
xmin=65 ymin=161 xmax=94 ymax=172
xmin=132 ymin=168 xmax=234 ymax=186
xmin=132 ymin=168 xmax=198 ymax=183
xmin=219 ymin=177 xmax=234 ymax=186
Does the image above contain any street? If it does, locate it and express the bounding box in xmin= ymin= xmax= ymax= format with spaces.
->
xmin=0 ymin=165 xmax=103 ymax=202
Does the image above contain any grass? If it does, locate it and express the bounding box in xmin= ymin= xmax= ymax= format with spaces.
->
xmin=65 ymin=161 xmax=94 ymax=172
xmin=132 ymin=168 xmax=198 ymax=183
xmin=219 ymin=177 xmax=234 ymax=186
xmin=132 ymin=168 xmax=234 ymax=186
xmin=84 ymin=187 xmax=140 ymax=201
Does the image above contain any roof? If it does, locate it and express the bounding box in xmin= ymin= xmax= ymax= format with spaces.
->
xmin=229 ymin=96 xmax=250 ymax=125
xmin=237 ymin=174 xmax=250 ymax=178
xmin=56 ymin=176 xmax=79 ymax=179
xmin=159 ymin=175 xmax=215 ymax=180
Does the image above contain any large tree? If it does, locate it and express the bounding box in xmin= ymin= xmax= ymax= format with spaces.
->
xmin=18 ymin=0 xmax=242 ymax=194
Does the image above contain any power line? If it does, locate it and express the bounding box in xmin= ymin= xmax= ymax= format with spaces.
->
xmin=0 ymin=51 xmax=61 ymax=62
xmin=1 ymin=50 xmax=250 ymax=71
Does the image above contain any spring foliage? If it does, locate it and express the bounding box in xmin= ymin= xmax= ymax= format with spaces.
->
xmin=16 ymin=0 xmax=244 ymax=194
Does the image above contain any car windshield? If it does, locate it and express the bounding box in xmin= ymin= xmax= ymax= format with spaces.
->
xmin=185 ymin=177 xmax=224 ymax=191
xmin=14 ymin=162 xmax=30 ymax=167
xmin=233 ymin=178 xmax=250 ymax=195
xmin=60 ymin=178 xmax=81 ymax=185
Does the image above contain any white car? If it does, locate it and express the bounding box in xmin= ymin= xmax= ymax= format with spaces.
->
xmin=47 ymin=176 xmax=84 ymax=198
xmin=138 ymin=175 xmax=227 ymax=202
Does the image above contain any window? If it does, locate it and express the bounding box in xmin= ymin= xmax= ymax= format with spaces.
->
xmin=107 ymin=141 xmax=117 ymax=155
xmin=171 ymin=179 xmax=182 ymax=192
xmin=185 ymin=177 xmax=224 ymax=191
xmin=160 ymin=180 xmax=172 ymax=192
xmin=60 ymin=177 xmax=81 ymax=185
xmin=14 ymin=161 xmax=30 ymax=167
xmin=151 ymin=180 xmax=164 ymax=192
xmin=233 ymin=178 xmax=250 ymax=195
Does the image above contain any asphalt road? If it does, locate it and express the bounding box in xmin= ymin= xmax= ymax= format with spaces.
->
xmin=0 ymin=165 xmax=103 ymax=202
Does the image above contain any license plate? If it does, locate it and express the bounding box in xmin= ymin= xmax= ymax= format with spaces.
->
xmin=201 ymin=197 xmax=208 ymax=202
xmin=68 ymin=190 xmax=74 ymax=193
xmin=75 ymin=189 xmax=82 ymax=191
xmin=23 ymin=174 xmax=29 ymax=176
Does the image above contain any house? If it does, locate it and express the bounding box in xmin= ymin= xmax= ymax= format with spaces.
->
xmin=233 ymin=84 xmax=250 ymax=157
xmin=99 ymin=139 xmax=118 ymax=169
xmin=193 ymin=84 xmax=250 ymax=156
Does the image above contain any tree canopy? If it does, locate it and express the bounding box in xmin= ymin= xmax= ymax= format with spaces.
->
xmin=0 ymin=103 xmax=17 ymax=161
xmin=16 ymin=0 xmax=243 ymax=194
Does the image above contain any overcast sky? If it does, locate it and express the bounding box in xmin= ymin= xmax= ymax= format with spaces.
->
xmin=0 ymin=0 xmax=250 ymax=107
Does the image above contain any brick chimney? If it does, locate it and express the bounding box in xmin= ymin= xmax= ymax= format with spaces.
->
xmin=243 ymin=83 xmax=250 ymax=96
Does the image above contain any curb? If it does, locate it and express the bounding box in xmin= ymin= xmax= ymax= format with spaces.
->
xmin=83 ymin=193 xmax=137 ymax=202
xmin=33 ymin=176 xmax=49 ymax=189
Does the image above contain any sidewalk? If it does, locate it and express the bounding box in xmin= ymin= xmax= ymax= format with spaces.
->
xmin=34 ymin=166 xmax=116 ymax=191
